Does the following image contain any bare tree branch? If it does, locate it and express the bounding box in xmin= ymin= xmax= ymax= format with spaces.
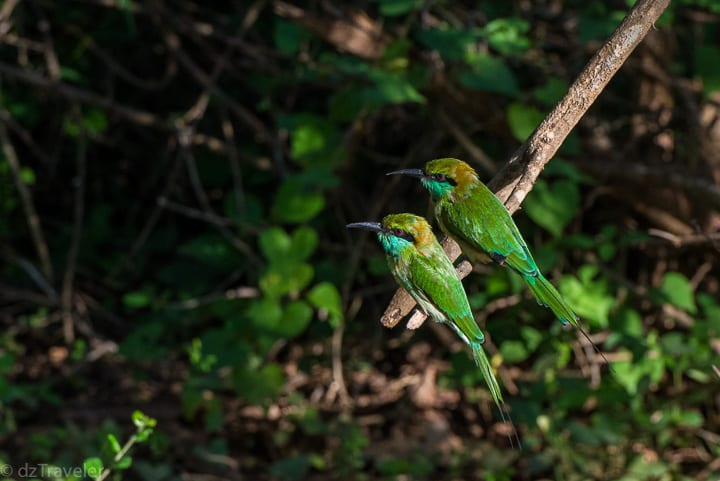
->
xmin=380 ymin=0 xmax=672 ymax=329
xmin=0 ymin=120 xmax=54 ymax=283
xmin=62 ymin=113 xmax=87 ymax=343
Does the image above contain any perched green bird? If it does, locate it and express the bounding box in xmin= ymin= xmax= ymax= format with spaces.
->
xmin=388 ymin=158 xmax=605 ymax=360
xmin=347 ymin=213 xmax=517 ymax=443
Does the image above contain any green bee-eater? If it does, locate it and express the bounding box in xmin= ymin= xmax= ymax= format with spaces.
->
xmin=388 ymin=158 xmax=604 ymax=358
xmin=347 ymin=213 xmax=517 ymax=443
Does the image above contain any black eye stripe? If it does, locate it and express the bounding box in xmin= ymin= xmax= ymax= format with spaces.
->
xmin=432 ymin=173 xmax=457 ymax=186
xmin=390 ymin=229 xmax=415 ymax=243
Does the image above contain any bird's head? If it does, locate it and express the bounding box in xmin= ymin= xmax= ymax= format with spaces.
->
xmin=387 ymin=158 xmax=478 ymax=202
xmin=346 ymin=213 xmax=433 ymax=257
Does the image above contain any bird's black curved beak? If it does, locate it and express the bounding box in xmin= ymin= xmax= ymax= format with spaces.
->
xmin=386 ymin=168 xmax=425 ymax=178
xmin=346 ymin=221 xmax=384 ymax=233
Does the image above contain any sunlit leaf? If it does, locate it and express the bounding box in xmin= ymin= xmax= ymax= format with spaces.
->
xmin=501 ymin=340 xmax=528 ymax=362
xmin=367 ymin=70 xmax=426 ymax=104
xmin=290 ymin=226 xmax=318 ymax=262
xmin=559 ymin=265 xmax=615 ymax=327
xmin=83 ymin=458 xmax=104 ymax=480
xmin=123 ymin=290 xmax=151 ymax=309
xmin=481 ymin=17 xmax=530 ymax=56
xmin=272 ymin=177 xmax=325 ymax=223
xmin=657 ymin=272 xmax=696 ymax=313
xmin=524 ymin=179 xmax=580 ymax=237
xmin=280 ymin=300 xmax=313 ymax=337
xmin=307 ymin=282 xmax=344 ymax=327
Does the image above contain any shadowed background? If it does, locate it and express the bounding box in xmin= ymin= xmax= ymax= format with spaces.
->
xmin=0 ymin=1 xmax=718 ymax=480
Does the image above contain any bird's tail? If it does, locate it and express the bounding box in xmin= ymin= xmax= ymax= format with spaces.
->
xmin=470 ymin=341 xmax=520 ymax=448
xmin=524 ymin=273 xmax=613 ymax=370
xmin=524 ymin=273 xmax=578 ymax=327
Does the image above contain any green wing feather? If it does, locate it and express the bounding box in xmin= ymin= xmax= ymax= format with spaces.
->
xmin=439 ymin=182 xmax=539 ymax=276
xmin=392 ymin=246 xmax=485 ymax=345
xmin=438 ymin=182 xmax=582 ymax=329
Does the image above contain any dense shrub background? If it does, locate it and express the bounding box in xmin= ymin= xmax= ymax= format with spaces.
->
xmin=0 ymin=1 xmax=718 ymax=479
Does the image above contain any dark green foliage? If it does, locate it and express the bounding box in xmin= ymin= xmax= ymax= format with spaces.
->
xmin=0 ymin=0 xmax=719 ymax=480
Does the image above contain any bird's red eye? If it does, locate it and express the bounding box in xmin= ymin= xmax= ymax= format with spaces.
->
xmin=434 ymin=173 xmax=446 ymax=181
xmin=393 ymin=229 xmax=404 ymax=237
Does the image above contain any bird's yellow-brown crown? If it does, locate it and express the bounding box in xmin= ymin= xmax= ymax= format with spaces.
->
xmin=381 ymin=213 xmax=434 ymax=247
xmin=424 ymin=158 xmax=479 ymax=189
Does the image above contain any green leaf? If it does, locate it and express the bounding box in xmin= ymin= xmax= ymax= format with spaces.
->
xmin=658 ymin=272 xmax=697 ymax=313
xmin=501 ymin=340 xmax=528 ymax=362
xmin=20 ymin=166 xmax=35 ymax=185
xmin=618 ymin=308 xmax=643 ymax=338
xmin=521 ymin=326 xmax=543 ymax=352
xmin=459 ymin=54 xmax=518 ymax=96
xmin=274 ymin=19 xmax=308 ymax=55
xmin=60 ymin=66 xmax=82 ymax=81
xmin=292 ymin=119 xmax=329 ymax=160
xmin=179 ymin=234 xmax=241 ymax=269
xmin=83 ymin=457 xmax=104 ymax=480
xmin=107 ymin=433 xmax=122 ymax=453
xmin=524 ymin=179 xmax=580 ymax=237
xmin=259 ymin=263 xmax=314 ymax=298
xmin=123 ymin=290 xmax=151 ymax=309
xmin=695 ymin=45 xmax=720 ymax=93
xmin=272 ymin=177 xmax=325 ymax=223
xmin=270 ymin=455 xmax=311 ymax=480
xmin=259 ymin=227 xmax=291 ymax=261
xmin=329 ymin=86 xmax=368 ymax=123
xmin=234 ymin=362 xmax=284 ymax=404
xmin=375 ymin=0 xmax=421 ymax=16
xmin=559 ymin=265 xmax=615 ymax=327
xmin=115 ymin=455 xmax=133 ymax=470
xmin=84 ymin=109 xmax=108 ymax=135
xmin=248 ymin=297 xmax=283 ymax=330
xmin=290 ymin=226 xmax=318 ymax=262
xmin=533 ymin=77 xmax=568 ymax=107
xmin=481 ymin=17 xmax=530 ymax=56
xmin=367 ymin=70 xmax=426 ymax=104
xmin=132 ymin=410 xmax=157 ymax=429
xmin=507 ymin=102 xmax=544 ymax=141
xmin=280 ymin=114 xmax=346 ymax=168
xmin=660 ymin=332 xmax=690 ymax=356
xmin=279 ymin=300 xmax=313 ymax=337
xmin=307 ymin=282 xmax=344 ymax=327
xmin=417 ymin=27 xmax=479 ymax=61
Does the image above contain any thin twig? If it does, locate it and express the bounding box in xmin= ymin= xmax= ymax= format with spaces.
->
xmin=435 ymin=107 xmax=496 ymax=176
xmin=61 ymin=113 xmax=87 ymax=343
xmin=160 ymin=28 xmax=271 ymax=143
xmin=0 ymin=61 xmax=229 ymax=152
xmin=182 ymin=147 xmax=258 ymax=264
xmin=104 ymin=151 xmax=185 ymax=283
xmin=380 ymin=0 xmax=672 ymax=328
xmin=221 ymin=111 xmax=246 ymax=230
xmin=157 ymin=197 xmax=233 ymax=227
xmin=0 ymin=0 xmax=22 ymax=37
xmin=0 ymin=120 xmax=54 ymax=282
